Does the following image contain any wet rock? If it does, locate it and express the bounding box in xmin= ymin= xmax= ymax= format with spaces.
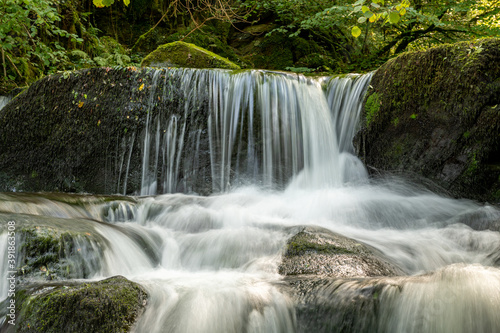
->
xmin=284 ymin=264 xmax=500 ymax=333
xmin=0 ymin=276 xmax=148 ymax=333
xmin=0 ymin=213 xmax=106 ymax=282
xmin=0 ymin=67 xmax=214 ymax=194
xmin=356 ymin=38 xmax=500 ymax=203
xmin=279 ymin=226 xmax=402 ymax=278
xmin=141 ymin=41 xmax=240 ymax=69
xmin=278 ymin=226 xmax=404 ymax=332
xmin=283 ymin=276 xmax=394 ymax=333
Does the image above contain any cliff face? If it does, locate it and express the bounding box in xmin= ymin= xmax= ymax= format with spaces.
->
xmin=356 ymin=38 xmax=500 ymax=203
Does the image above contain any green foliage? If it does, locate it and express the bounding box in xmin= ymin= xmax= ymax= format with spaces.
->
xmin=0 ymin=0 xmax=83 ymax=86
xmin=93 ymin=0 xmax=130 ymax=7
xmin=242 ymin=0 xmax=500 ymax=72
xmin=351 ymin=0 xmax=411 ymax=37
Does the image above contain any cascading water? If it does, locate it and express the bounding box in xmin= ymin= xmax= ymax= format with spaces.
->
xmin=0 ymin=96 xmax=10 ymax=112
xmin=2 ymin=69 xmax=500 ymax=332
xmin=133 ymin=69 xmax=370 ymax=195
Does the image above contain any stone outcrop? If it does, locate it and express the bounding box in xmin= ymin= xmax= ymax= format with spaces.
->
xmin=356 ymin=38 xmax=500 ymax=203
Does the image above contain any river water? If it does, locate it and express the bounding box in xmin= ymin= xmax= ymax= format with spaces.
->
xmin=1 ymin=70 xmax=500 ymax=332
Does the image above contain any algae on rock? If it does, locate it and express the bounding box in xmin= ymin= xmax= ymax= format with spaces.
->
xmin=141 ymin=41 xmax=240 ymax=69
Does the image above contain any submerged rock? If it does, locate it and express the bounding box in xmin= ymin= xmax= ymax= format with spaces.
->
xmin=356 ymin=38 xmax=500 ymax=203
xmin=284 ymin=264 xmax=500 ymax=333
xmin=0 ymin=212 xmax=106 ymax=282
xmin=141 ymin=41 xmax=240 ymax=69
xmin=0 ymin=276 xmax=148 ymax=333
xmin=279 ymin=226 xmax=402 ymax=277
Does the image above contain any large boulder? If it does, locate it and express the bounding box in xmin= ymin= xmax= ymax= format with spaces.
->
xmin=0 ymin=276 xmax=148 ymax=333
xmin=356 ymin=38 xmax=500 ymax=203
xmin=279 ymin=226 xmax=402 ymax=277
xmin=0 ymin=67 xmax=214 ymax=194
xmin=141 ymin=41 xmax=240 ymax=69
xmin=278 ymin=226 xmax=403 ymax=332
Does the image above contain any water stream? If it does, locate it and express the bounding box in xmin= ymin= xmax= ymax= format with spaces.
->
xmin=1 ymin=70 xmax=500 ymax=332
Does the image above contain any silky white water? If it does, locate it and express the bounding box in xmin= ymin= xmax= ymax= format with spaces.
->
xmin=1 ymin=70 xmax=500 ymax=332
xmin=0 ymin=96 xmax=10 ymax=112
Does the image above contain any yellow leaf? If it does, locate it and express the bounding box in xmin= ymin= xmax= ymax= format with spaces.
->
xmin=369 ymin=14 xmax=378 ymax=22
xmin=351 ymin=26 xmax=362 ymax=38
xmin=139 ymin=83 xmax=145 ymax=91
xmin=78 ymin=101 xmax=84 ymax=108
xmin=123 ymin=0 xmax=130 ymax=5
xmin=93 ymin=0 xmax=104 ymax=7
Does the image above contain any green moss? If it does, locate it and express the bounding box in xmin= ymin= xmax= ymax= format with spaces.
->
xmin=365 ymin=92 xmax=381 ymax=126
xmin=15 ymin=276 xmax=148 ymax=333
xmin=466 ymin=152 xmax=479 ymax=176
xmin=392 ymin=117 xmax=400 ymax=127
xmin=141 ymin=41 xmax=240 ymax=70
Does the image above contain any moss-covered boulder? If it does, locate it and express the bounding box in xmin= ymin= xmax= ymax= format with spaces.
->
xmin=0 ymin=276 xmax=148 ymax=333
xmin=279 ymin=226 xmax=402 ymax=277
xmin=356 ymin=38 xmax=500 ymax=203
xmin=141 ymin=41 xmax=240 ymax=69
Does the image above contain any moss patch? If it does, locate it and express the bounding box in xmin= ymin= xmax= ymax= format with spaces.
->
xmin=365 ymin=92 xmax=381 ymax=127
xmin=11 ymin=276 xmax=147 ymax=333
xmin=141 ymin=41 xmax=240 ymax=69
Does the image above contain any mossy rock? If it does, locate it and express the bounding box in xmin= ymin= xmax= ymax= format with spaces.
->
xmin=356 ymin=38 xmax=500 ymax=203
xmin=164 ymin=24 xmax=245 ymax=66
xmin=141 ymin=41 xmax=240 ymax=69
xmin=0 ymin=67 xmax=216 ymax=194
xmin=279 ymin=226 xmax=402 ymax=277
xmin=0 ymin=276 xmax=148 ymax=333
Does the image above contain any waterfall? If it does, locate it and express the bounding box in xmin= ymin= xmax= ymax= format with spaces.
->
xmin=2 ymin=68 xmax=500 ymax=333
xmin=133 ymin=70 xmax=372 ymax=195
